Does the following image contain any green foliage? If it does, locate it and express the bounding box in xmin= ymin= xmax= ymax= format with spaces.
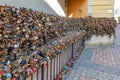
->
xmin=118 ymin=16 xmax=120 ymax=21
xmin=118 ymin=16 xmax=120 ymax=23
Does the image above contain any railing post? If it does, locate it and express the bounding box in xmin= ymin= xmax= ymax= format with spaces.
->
xmin=61 ymin=52 xmax=64 ymax=69
xmin=53 ymin=58 xmax=55 ymax=79
xmin=77 ymin=40 xmax=79 ymax=50
xmin=72 ymin=43 xmax=74 ymax=58
xmin=19 ymin=72 xmax=25 ymax=80
xmin=43 ymin=64 xmax=47 ymax=80
xmin=65 ymin=49 xmax=67 ymax=64
xmin=82 ymin=36 xmax=85 ymax=46
xmin=75 ymin=41 xmax=77 ymax=54
xmin=59 ymin=54 xmax=61 ymax=74
xmin=41 ymin=64 xmax=44 ymax=80
xmin=74 ymin=42 xmax=76 ymax=54
xmin=59 ymin=54 xmax=61 ymax=73
xmin=70 ymin=45 xmax=72 ymax=59
xmin=54 ymin=57 xmax=57 ymax=79
xmin=51 ymin=58 xmax=54 ymax=80
xmin=50 ymin=59 xmax=52 ymax=80
xmin=66 ymin=48 xmax=68 ymax=63
xmin=26 ymin=76 xmax=32 ymax=80
xmin=79 ymin=39 xmax=81 ymax=48
xmin=60 ymin=53 xmax=62 ymax=72
xmin=63 ymin=51 xmax=65 ymax=68
xmin=38 ymin=68 xmax=42 ymax=80
xmin=32 ymin=71 xmax=37 ymax=80
xmin=57 ymin=54 xmax=60 ymax=75
xmin=69 ymin=46 xmax=71 ymax=59
xmin=48 ymin=60 xmax=51 ymax=80
xmin=56 ymin=55 xmax=58 ymax=75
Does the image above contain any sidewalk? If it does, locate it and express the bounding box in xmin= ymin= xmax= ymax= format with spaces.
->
xmin=66 ymin=25 xmax=120 ymax=80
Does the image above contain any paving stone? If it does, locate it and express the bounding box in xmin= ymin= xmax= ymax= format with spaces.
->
xmin=69 ymin=73 xmax=75 ymax=77
xmin=72 ymin=76 xmax=79 ymax=80
xmin=65 ymin=25 xmax=120 ymax=80
xmin=76 ymin=70 xmax=82 ymax=74
xmin=80 ymin=72 xmax=87 ymax=77
xmin=74 ymin=74 xmax=80 ymax=77
xmin=70 ymin=70 xmax=76 ymax=74
xmin=66 ymin=77 xmax=73 ymax=80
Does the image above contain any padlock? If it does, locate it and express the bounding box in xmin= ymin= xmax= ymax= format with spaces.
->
xmin=27 ymin=68 xmax=33 ymax=75
xmin=63 ymin=66 xmax=68 ymax=70
xmin=4 ymin=60 xmax=10 ymax=65
xmin=0 ymin=70 xmax=5 ymax=75
xmin=5 ymin=72 xmax=12 ymax=79
xmin=11 ymin=77 xmax=16 ymax=80
xmin=20 ymin=59 xmax=26 ymax=65
xmin=13 ymin=73 xmax=20 ymax=78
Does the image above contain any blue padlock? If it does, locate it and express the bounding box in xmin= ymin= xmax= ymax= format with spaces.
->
xmin=4 ymin=60 xmax=10 ymax=65
xmin=51 ymin=54 xmax=55 ymax=58
xmin=3 ymin=66 xmax=8 ymax=71
xmin=63 ymin=66 xmax=68 ymax=70
xmin=11 ymin=7 xmax=16 ymax=13
xmin=20 ymin=59 xmax=26 ymax=65
xmin=5 ymin=73 xmax=12 ymax=79
xmin=37 ymin=51 xmax=44 ymax=57
xmin=43 ymin=58 xmax=48 ymax=61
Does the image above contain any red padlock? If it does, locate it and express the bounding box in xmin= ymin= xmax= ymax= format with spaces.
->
xmin=33 ymin=59 xmax=38 ymax=63
xmin=46 ymin=62 xmax=49 ymax=67
xmin=0 ymin=24 xmax=2 ymax=27
xmin=0 ymin=70 xmax=5 ymax=75
xmin=31 ymin=67 xmax=37 ymax=73
xmin=11 ymin=77 xmax=16 ymax=80
xmin=57 ymin=74 xmax=62 ymax=80
xmin=27 ymin=68 xmax=33 ymax=75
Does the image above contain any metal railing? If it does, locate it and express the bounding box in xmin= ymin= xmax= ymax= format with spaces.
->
xmin=25 ymin=37 xmax=85 ymax=80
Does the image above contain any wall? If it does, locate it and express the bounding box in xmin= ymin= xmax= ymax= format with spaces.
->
xmin=0 ymin=0 xmax=67 ymax=16
xmin=89 ymin=0 xmax=114 ymax=17
xmin=67 ymin=0 xmax=88 ymax=18
xmin=58 ymin=0 xmax=67 ymax=15
xmin=85 ymin=35 xmax=114 ymax=45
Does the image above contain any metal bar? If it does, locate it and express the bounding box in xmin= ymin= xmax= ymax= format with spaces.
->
xmin=57 ymin=54 xmax=59 ymax=75
xmin=69 ymin=46 xmax=71 ymax=59
xmin=44 ymin=64 xmax=47 ymax=80
xmin=26 ymin=76 xmax=32 ymax=80
xmin=61 ymin=53 xmax=64 ymax=69
xmin=63 ymin=51 xmax=65 ymax=68
xmin=53 ymin=58 xmax=55 ymax=80
xmin=51 ymin=59 xmax=54 ymax=80
xmin=56 ymin=55 xmax=58 ymax=75
xmin=65 ymin=49 xmax=67 ymax=64
xmin=41 ymin=64 xmax=44 ymax=80
xmin=59 ymin=54 xmax=60 ymax=74
xmin=75 ymin=41 xmax=77 ymax=54
xmin=54 ymin=57 xmax=57 ymax=78
xmin=70 ymin=46 xmax=71 ymax=58
xmin=38 ymin=68 xmax=42 ymax=80
xmin=48 ymin=60 xmax=51 ymax=80
xmin=72 ymin=43 xmax=74 ymax=58
xmin=32 ymin=71 xmax=37 ymax=80
xmin=60 ymin=53 xmax=62 ymax=72
xmin=67 ymin=48 xmax=69 ymax=61
xmin=59 ymin=53 xmax=61 ymax=73
xmin=77 ymin=40 xmax=79 ymax=50
xmin=50 ymin=60 xmax=52 ymax=80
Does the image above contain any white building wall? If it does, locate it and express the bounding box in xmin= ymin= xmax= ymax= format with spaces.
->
xmin=0 ymin=0 xmax=67 ymax=16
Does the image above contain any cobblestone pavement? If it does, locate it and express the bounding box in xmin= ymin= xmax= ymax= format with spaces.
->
xmin=66 ymin=25 xmax=120 ymax=80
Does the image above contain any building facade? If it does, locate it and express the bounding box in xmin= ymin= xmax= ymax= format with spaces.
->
xmin=0 ymin=0 xmax=114 ymax=18
xmin=88 ymin=0 xmax=114 ymax=17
